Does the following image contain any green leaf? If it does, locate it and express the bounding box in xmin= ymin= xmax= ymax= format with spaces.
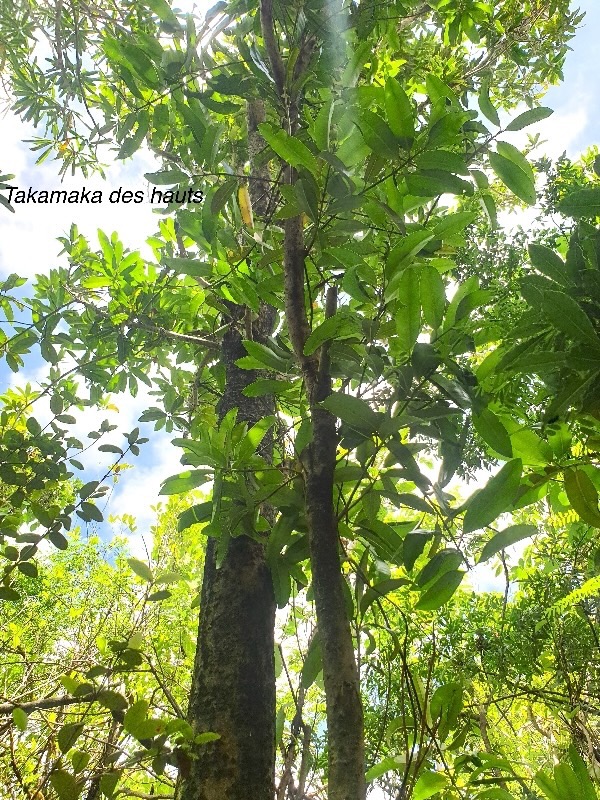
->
xmin=71 ymin=751 xmax=91 ymax=774
xmin=506 ymin=106 xmax=553 ymax=131
xmin=147 ymin=0 xmax=180 ymax=24
xmin=12 ymin=707 xmax=28 ymax=731
xmin=463 ymin=459 xmax=523 ymax=533
xmin=79 ymin=502 xmax=103 ymax=522
xmin=478 ymin=81 xmax=500 ymax=126
xmin=403 ymin=532 xmax=432 ymax=572
xmin=395 ymin=266 xmax=421 ymax=354
xmin=160 ymin=469 xmax=212 ymax=495
xmin=416 ymin=548 xmax=463 ymax=588
xmin=366 ymin=755 xmax=406 ymax=782
xmin=415 ymin=570 xmax=464 ymax=611
xmin=97 ymin=444 xmax=123 ymax=454
xmin=179 ymin=103 xmax=207 ymax=147
xmin=117 ymin=111 xmax=150 ymax=159
xmin=384 ymin=77 xmax=415 ymax=142
xmin=303 ymin=310 xmax=362 ymax=356
xmin=48 ymin=531 xmax=69 ymax=550
xmin=360 ymin=520 xmax=406 ymax=564
xmin=528 ymin=243 xmax=569 ymax=286
xmin=559 ymin=187 xmax=600 ymax=218
xmin=127 ymin=558 xmax=154 ymax=583
xmin=320 ymin=393 xmax=380 ymax=434
xmin=496 ymin=141 xmax=534 ymax=181
xmin=419 ymin=266 xmax=446 ymax=330
xmin=430 ymin=682 xmax=463 ymax=739
xmin=554 ymin=763 xmax=586 ymax=800
xmin=58 ymin=722 xmax=84 ymax=754
xmin=258 ymin=123 xmax=318 ymax=176
xmin=99 ymin=771 xmax=121 ymax=798
xmin=194 ymin=93 xmax=240 ymax=115
xmin=103 ymin=38 xmax=160 ymax=89
xmin=415 ymin=150 xmax=469 ymax=175
xmin=242 ymin=379 xmax=295 ymax=397
xmin=238 ymin=416 xmax=276 ymax=462
xmin=473 ymin=409 xmax=513 ymax=457
xmin=568 ymin=744 xmax=598 ymax=800
xmin=124 ymin=699 xmax=149 ymax=736
xmin=144 ymin=169 xmax=188 ymax=184
xmin=148 ymin=589 xmax=171 ymax=602
xmin=26 ymin=416 xmax=42 ymax=436
xmin=564 ymin=469 xmax=600 ymax=527
xmin=178 ymin=502 xmax=213 ymax=532
xmin=154 ymin=571 xmax=184 ymax=586
xmin=78 ymin=481 xmax=100 ymax=500
xmin=358 ymin=110 xmax=399 ymax=158
xmin=97 ymin=691 xmax=128 ymax=712
xmin=535 ymin=770 xmax=561 ymax=800
xmin=300 ymin=634 xmax=322 ymax=689
xmin=489 ymin=151 xmax=536 ymax=205
xmin=18 ymin=562 xmax=38 ymax=578
xmin=387 ymin=231 xmax=435 ymax=274
xmin=269 ymin=559 xmax=291 ymax=609
xmin=406 ymin=170 xmax=473 ymax=197
xmin=211 ymin=178 xmax=237 ymax=215
xmin=295 ymin=177 xmax=319 ymax=221
xmin=478 ymin=524 xmax=537 ymax=563
xmin=0 ymin=193 xmax=15 ymax=213
xmin=539 ymin=290 xmax=600 ymax=349
xmin=241 ymin=340 xmax=290 ymax=372
xmin=50 ymin=770 xmax=81 ymax=800
xmin=163 ymin=257 xmax=211 ymax=279
xmin=413 ymin=770 xmax=449 ymax=800
xmin=295 ymin=419 xmax=313 ymax=455
xmin=480 ymin=192 xmax=498 ymax=228
xmin=426 ymin=74 xmax=458 ymax=105
xmin=431 ymin=211 xmax=478 ymax=238
xmin=360 ymin=578 xmax=411 ymax=615
xmin=194 ymin=731 xmax=221 ymax=744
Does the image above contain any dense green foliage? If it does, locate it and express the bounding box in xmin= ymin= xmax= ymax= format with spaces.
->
xmin=1 ymin=0 xmax=600 ymax=799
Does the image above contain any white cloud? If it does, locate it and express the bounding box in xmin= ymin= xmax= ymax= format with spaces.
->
xmin=106 ymin=432 xmax=184 ymax=538
xmin=536 ymin=105 xmax=589 ymax=160
xmin=0 ymin=111 xmax=163 ymax=280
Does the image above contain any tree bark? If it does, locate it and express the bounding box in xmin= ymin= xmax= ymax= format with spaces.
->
xmin=178 ymin=101 xmax=277 ymax=800
xmin=284 ymin=216 xmax=366 ymax=800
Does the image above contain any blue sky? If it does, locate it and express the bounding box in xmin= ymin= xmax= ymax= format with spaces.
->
xmin=0 ymin=1 xmax=598 ymax=560
xmin=543 ymin=0 xmax=600 ymax=156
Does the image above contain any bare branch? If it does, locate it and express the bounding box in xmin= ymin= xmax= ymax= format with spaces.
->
xmin=0 ymin=693 xmax=97 ymax=716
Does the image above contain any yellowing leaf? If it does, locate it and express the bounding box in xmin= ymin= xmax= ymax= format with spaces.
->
xmin=238 ymin=184 xmax=254 ymax=227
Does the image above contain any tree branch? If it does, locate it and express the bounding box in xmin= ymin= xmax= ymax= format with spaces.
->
xmin=260 ymin=0 xmax=285 ymax=97
xmin=283 ymin=216 xmax=317 ymax=385
xmin=0 ymin=693 xmax=97 ymax=716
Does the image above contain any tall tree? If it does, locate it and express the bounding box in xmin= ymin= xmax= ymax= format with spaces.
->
xmin=0 ymin=1 xmax=586 ymax=799
xmin=180 ymin=97 xmax=278 ymax=800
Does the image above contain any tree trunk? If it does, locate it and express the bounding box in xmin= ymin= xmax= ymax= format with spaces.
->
xmin=284 ymin=217 xmax=366 ymax=800
xmin=178 ymin=101 xmax=277 ymax=800
xmin=305 ymin=409 xmax=365 ymax=800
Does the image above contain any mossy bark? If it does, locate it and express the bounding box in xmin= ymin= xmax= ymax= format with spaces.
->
xmin=179 ymin=325 xmax=276 ymax=800
xmin=179 ymin=99 xmax=277 ymax=800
